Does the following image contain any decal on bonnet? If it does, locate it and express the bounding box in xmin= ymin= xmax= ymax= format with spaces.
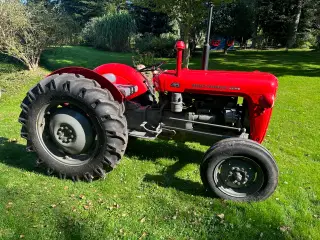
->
xmin=171 ymin=82 xmax=180 ymax=88
xmin=192 ymin=84 xmax=240 ymax=91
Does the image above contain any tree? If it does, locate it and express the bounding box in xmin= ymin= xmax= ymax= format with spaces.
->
xmin=256 ymin=0 xmax=318 ymax=48
xmin=130 ymin=5 xmax=172 ymax=37
xmin=286 ymin=0 xmax=304 ymax=48
xmin=134 ymin=0 xmax=207 ymax=68
xmin=134 ymin=1 xmax=234 ymax=67
xmin=59 ymin=0 xmax=108 ymax=26
xmin=0 ymin=0 xmax=73 ymax=70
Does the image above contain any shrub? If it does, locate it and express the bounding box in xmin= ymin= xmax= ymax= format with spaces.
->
xmin=0 ymin=0 xmax=74 ymax=70
xmin=132 ymin=51 xmax=155 ymax=67
xmin=135 ymin=33 xmax=177 ymax=58
xmin=81 ymin=13 xmax=136 ymax=52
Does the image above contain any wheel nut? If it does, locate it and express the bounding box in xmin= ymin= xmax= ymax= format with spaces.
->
xmin=65 ymin=126 xmax=68 ymax=130
xmin=237 ymin=182 xmax=241 ymax=185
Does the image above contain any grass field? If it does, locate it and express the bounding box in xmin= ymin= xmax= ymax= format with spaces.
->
xmin=0 ymin=47 xmax=319 ymax=240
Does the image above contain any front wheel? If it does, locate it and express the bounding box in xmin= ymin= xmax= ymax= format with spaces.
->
xmin=200 ymin=138 xmax=278 ymax=201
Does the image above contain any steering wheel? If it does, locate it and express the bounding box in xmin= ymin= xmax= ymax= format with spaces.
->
xmin=138 ymin=61 xmax=166 ymax=72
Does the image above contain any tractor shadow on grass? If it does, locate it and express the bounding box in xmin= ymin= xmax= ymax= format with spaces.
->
xmin=126 ymin=137 xmax=217 ymax=198
xmin=0 ymin=137 xmax=43 ymax=174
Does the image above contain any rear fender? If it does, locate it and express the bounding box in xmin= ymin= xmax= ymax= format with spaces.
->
xmin=94 ymin=63 xmax=148 ymax=100
xmin=48 ymin=67 xmax=124 ymax=103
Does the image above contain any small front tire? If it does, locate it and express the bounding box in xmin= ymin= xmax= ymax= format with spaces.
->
xmin=200 ymin=138 xmax=278 ymax=201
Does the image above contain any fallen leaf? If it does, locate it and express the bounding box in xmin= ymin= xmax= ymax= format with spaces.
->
xmin=140 ymin=217 xmax=146 ymax=223
xmin=64 ymin=186 xmax=68 ymax=190
xmin=50 ymin=204 xmax=57 ymax=208
xmin=6 ymin=202 xmax=13 ymax=208
xmin=113 ymin=203 xmax=120 ymax=209
xmin=139 ymin=232 xmax=147 ymax=239
xmin=279 ymin=226 xmax=291 ymax=232
xmin=172 ymin=215 xmax=177 ymax=220
xmin=19 ymin=235 xmax=25 ymax=239
xmin=217 ymin=213 xmax=224 ymax=220
xmin=9 ymin=138 xmax=17 ymax=143
xmin=79 ymin=194 xmax=85 ymax=200
xmin=83 ymin=205 xmax=90 ymax=210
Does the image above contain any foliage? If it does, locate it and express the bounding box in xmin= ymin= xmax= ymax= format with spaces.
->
xmin=81 ymin=12 xmax=136 ymax=52
xmin=1 ymin=46 xmax=320 ymax=239
xmin=129 ymin=4 xmax=173 ymax=37
xmin=134 ymin=0 xmax=207 ymax=67
xmin=134 ymin=33 xmax=177 ymax=58
xmin=132 ymin=51 xmax=155 ymax=67
xmin=0 ymin=0 xmax=73 ymax=70
xmin=59 ymin=0 xmax=108 ymax=26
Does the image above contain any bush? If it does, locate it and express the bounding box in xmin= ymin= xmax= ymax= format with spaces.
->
xmin=81 ymin=13 xmax=136 ymax=52
xmin=135 ymin=33 xmax=177 ymax=58
xmin=132 ymin=51 xmax=155 ymax=67
xmin=0 ymin=0 xmax=73 ymax=70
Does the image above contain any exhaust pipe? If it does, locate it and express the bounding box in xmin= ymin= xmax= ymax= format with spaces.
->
xmin=202 ymin=3 xmax=214 ymax=70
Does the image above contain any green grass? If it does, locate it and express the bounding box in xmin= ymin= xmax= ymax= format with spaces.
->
xmin=1 ymin=47 xmax=320 ymax=240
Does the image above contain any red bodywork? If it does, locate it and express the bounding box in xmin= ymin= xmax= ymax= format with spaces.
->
xmin=49 ymin=41 xmax=278 ymax=143
xmin=154 ymin=69 xmax=278 ymax=143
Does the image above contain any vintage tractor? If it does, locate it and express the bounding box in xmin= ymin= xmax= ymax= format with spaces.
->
xmin=18 ymin=7 xmax=279 ymax=202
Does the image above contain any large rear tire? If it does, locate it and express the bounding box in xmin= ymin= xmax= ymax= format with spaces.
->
xmin=200 ymin=138 xmax=278 ymax=201
xmin=19 ymin=73 xmax=128 ymax=181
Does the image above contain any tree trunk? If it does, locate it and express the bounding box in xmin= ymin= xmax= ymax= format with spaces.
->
xmin=286 ymin=0 xmax=303 ymax=49
xmin=252 ymin=22 xmax=258 ymax=49
xmin=183 ymin=40 xmax=190 ymax=68
xmin=223 ymin=37 xmax=228 ymax=55
xmin=180 ymin=22 xmax=191 ymax=69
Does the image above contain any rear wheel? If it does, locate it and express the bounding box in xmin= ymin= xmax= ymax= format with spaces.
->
xmin=200 ymin=138 xmax=278 ymax=201
xmin=19 ymin=73 xmax=128 ymax=181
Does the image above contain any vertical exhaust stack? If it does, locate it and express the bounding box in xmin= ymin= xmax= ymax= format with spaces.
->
xmin=202 ymin=3 xmax=214 ymax=70
xmin=175 ymin=40 xmax=186 ymax=76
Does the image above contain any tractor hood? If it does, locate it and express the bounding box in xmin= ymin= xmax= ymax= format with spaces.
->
xmin=157 ymin=69 xmax=278 ymax=97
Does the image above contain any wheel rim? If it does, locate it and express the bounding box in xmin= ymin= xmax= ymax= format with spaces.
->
xmin=36 ymin=99 xmax=101 ymax=166
xmin=213 ymin=156 xmax=264 ymax=198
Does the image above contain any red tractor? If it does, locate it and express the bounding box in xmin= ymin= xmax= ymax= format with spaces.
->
xmin=18 ymin=7 xmax=279 ymax=202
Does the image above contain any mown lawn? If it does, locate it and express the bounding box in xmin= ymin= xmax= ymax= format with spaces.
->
xmin=0 ymin=47 xmax=319 ymax=240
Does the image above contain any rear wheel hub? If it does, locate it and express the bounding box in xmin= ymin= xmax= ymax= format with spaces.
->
xmin=49 ymin=108 xmax=94 ymax=155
